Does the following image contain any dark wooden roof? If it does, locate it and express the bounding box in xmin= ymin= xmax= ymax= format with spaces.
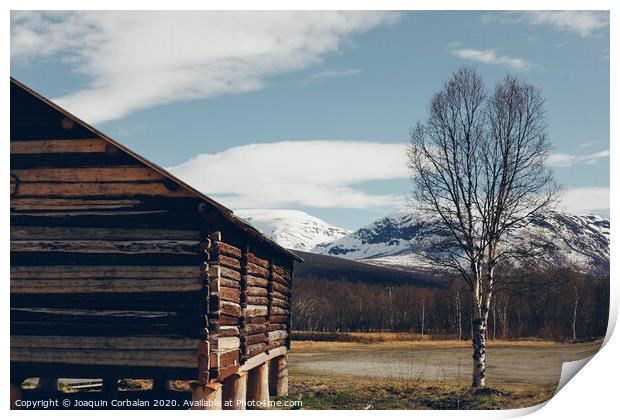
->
xmin=10 ymin=77 xmax=303 ymax=263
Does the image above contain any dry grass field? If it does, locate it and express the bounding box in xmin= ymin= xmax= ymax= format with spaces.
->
xmin=280 ymin=332 xmax=602 ymax=409
xmin=275 ymin=374 xmax=556 ymax=409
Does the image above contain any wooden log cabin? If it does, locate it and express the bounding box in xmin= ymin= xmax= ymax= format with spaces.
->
xmin=10 ymin=77 xmax=301 ymax=409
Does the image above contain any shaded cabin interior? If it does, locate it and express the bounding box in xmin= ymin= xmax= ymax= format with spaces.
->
xmin=9 ymin=77 xmax=300 ymax=407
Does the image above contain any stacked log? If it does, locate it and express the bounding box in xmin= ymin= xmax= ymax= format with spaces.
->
xmin=10 ymin=223 xmax=207 ymax=380
xmin=207 ymin=233 xmax=242 ymax=381
xmin=268 ymin=263 xmax=291 ymax=350
xmin=240 ymin=250 xmax=270 ymax=360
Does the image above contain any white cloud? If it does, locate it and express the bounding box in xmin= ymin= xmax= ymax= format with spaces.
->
xmin=11 ymin=11 xmax=398 ymax=124
xmin=483 ymin=11 xmax=609 ymax=37
xmin=560 ymin=187 xmax=609 ymax=213
xmin=449 ymin=47 xmax=528 ymax=70
xmin=167 ymin=141 xmax=408 ymax=209
xmin=547 ymin=150 xmax=610 ymax=168
xmin=309 ymin=68 xmax=362 ymax=80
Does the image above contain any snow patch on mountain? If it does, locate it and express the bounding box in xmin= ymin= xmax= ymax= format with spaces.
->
xmin=234 ymin=209 xmax=351 ymax=252
xmin=312 ymin=211 xmax=610 ymax=273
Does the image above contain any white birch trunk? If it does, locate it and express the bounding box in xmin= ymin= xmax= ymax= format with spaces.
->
xmin=472 ymin=300 xmax=487 ymax=388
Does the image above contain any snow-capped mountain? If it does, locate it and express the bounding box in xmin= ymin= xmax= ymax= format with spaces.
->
xmin=312 ymin=210 xmax=610 ymax=274
xmin=234 ymin=209 xmax=350 ymax=252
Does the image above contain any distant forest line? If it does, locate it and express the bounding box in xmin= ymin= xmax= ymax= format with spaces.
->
xmin=291 ymin=268 xmax=609 ymax=341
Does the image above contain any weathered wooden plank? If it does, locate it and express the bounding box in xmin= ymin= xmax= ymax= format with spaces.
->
xmin=10 ymin=348 xmax=198 ymax=368
xmin=10 ymin=321 xmax=200 ymax=338
xmin=213 ymin=242 xmax=242 ymax=259
xmin=269 ymin=306 xmax=289 ymax=316
xmin=239 ymin=346 xmax=286 ymax=373
xmin=242 ymin=333 xmax=267 ymax=346
xmin=217 ymin=326 xmax=240 ymax=337
xmin=214 ymin=255 xmax=241 ymax=270
xmin=10 ymin=335 xmax=199 ymax=350
xmin=11 ymin=239 xmax=199 ymax=255
xmin=271 ymin=297 xmax=290 ymax=309
xmin=218 ymin=287 xmax=241 ymax=303
xmin=209 ymin=336 xmax=240 ymax=351
xmin=11 ymin=174 xmax=17 ymax=196
xmin=213 ymin=277 xmax=240 ymax=290
xmin=11 ymin=265 xmax=199 ymax=279
xmin=247 ymin=253 xmax=269 ymax=269
xmin=271 ymin=281 xmax=290 ymax=295
xmin=10 ymin=152 xmax=139 ymax=169
xmin=241 ymin=324 xmax=268 ymax=335
xmin=245 ymin=296 xmax=269 ymax=306
xmin=271 ymin=290 xmax=288 ymax=301
xmin=11 ymin=307 xmax=183 ymax=319
xmin=267 ymin=330 xmax=288 ymax=342
xmin=11 ymin=278 xmax=202 ymax=294
xmin=244 ymin=317 xmax=268 ymax=325
xmin=11 ymin=197 xmax=142 ymax=212
xmin=267 ymin=323 xmax=288 ymax=332
xmin=269 ymin=315 xmax=288 ymax=324
xmin=219 ymin=301 xmax=242 ymax=317
xmin=245 ymin=286 xmax=268 ymax=297
xmin=268 ymin=340 xmax=287 ymax=351
xmin=220 ymin=266 xmax=242 ymax=282
xmin=272 ymin=265 xmax=291 ymax=280
xmin=12 ymin=195 xmax=200 ymax=212
xmin=12 ymin=181 xmax=194 ymax=197
xmin=208 ymin=315 xmax=241 ymax=327
xmin=242 ymin=305 xmax=268 ymax=318
xmin=210 ymin=349 xmax=240 ymax=368
xmin=272 ymin=271 xmax=291 ymax=286
xmin=10 ymin=226 xmax=199 ymax=241
xmin=208 ymin=265 xmax=243 ymax=282
xmin=11 ymin=208 xmax=203 ymax=230
xmin=11 ymin=250 xmax=202 ymax=267
xmin=11 ymin=167 xmax=164 ymax=183
xmin=10 ymin=139 xmax=106 ymax=154
xmin=11 ymin=291 xmax=203 ymax=314
xmin=244 ymin=343 xmax=268 ymax=358
xmin=246 ymin=262 xmax=270 ymax=278
xmin=245 ymin=274 xmax=269 ymax=288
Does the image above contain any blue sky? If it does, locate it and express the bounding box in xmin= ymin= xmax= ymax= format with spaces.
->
xmin=10 ymin=11 xmax=610 ymax=230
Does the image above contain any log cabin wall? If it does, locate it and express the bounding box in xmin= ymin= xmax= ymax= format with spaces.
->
xmin=10 ymin=80 xmax=209 ymax=380
xmin=10 ymin=78 xmax=299 ymax=388
xmin=270 ymin=261 xmax=293 ymax=351
xmin=207 ymin=234 xmax=243 ymax=381
xmin=202 ymin=216 xmax=294 ymax=381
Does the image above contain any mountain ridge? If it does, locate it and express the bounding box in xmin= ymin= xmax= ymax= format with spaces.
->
xmin=234 ymin=209 xmax=350 ymax=252
xmin=313 ymin=210 xmax=610 ymax=274
xmin=234 ymin=208 xmax=609 ymax=274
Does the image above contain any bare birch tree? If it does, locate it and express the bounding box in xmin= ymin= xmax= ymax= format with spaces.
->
xmin=407 ymin=67 xmax=559 ymax=388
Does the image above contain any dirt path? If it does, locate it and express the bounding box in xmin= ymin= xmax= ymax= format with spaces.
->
xmin=289 ymin=340 xmax=602 ymax=385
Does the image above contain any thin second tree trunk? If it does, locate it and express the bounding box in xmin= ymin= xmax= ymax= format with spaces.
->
xmin=572 ymin=285 xmax=579 ymax=341
xmin=456 ymin=290 xmax=462 ymax=341
xmin=421 ymin=299 xmax=425 ymax=336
